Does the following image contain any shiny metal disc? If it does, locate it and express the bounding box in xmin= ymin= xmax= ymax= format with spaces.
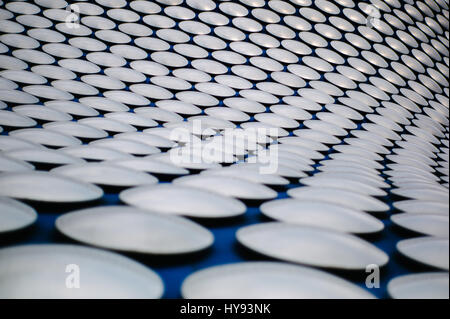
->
xmin=120 ymin=184 xmax=246 ymax=218
xmin=0 ymin=244 xmax=164 ymax=298
xmin=261 ymin=199 xmax=384 ymax=234
xmin=0 ymin=171 xmax=103 ymax=203
xmin=388 ymin=273 xmax=449 ymax=299
xmin=237 ymin=222 xmax=389 ymax=270
xmin=397 ymin=237 xmax=449 ymax=270
xmin=182 ymin=262 xmax=375 ymax=299
xmin=56 ymin=206 xmax=213 ymax=254
xmin=0 ymin=197 xmax=37 ymax=234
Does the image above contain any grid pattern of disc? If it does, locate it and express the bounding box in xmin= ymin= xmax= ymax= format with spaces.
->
xmin=0 ymin=0 xmax=449 ymax=299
